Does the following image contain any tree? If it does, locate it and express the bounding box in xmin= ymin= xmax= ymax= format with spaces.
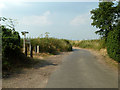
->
xmin=0 ymin=17 xmax=18 ymax=31
xmin=1 ymin=17 xmax=21 ymax=70
xmin=45 ymin=32 xmax=50 ymax=38
xmin=91 ymin=1 xmax=120 ymax=62
xmin=91 ymin=1 xmax=115 ymax=39
xmin=115 ymin=1 xmax=120 ymax=25
xmin=107 ymin=21 xmax=120 ymax=62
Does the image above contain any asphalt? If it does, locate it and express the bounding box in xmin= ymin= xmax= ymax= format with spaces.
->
xmin=46 ymin=49 xmax=118 ymax=88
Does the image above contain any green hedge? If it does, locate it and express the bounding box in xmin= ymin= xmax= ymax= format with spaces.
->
xmin=107 ymin=28 xmax=120 ymax=62
xmin=2 ymin=26 xmax=28 ymax=70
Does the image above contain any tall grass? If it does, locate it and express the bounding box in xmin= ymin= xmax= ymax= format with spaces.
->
xmin=30 ymin=37 xmax=72 ymax=54
xmin=70 ymin=39 xmax=106 ymax=50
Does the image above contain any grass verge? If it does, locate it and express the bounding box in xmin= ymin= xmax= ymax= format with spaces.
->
xmin=71 ymin=39 xmax=118 ymax=70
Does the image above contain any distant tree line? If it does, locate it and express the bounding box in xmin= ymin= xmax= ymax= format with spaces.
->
xmin=91 ymin=1 xmax=120 ymax=62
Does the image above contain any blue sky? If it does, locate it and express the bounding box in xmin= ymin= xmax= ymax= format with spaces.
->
xmin=1 ymin=0 xmax=100 ymax=40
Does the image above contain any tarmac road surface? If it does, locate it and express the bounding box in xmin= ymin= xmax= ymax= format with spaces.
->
xmin=46 ymin=49 xmax=118 ymax=88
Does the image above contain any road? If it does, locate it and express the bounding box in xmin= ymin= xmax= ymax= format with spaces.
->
xmin=46 ymin=49 xmax=118 ymax=88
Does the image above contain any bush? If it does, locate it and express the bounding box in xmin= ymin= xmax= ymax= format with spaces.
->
xmin=31 ymin=37 xmax=72 ymax=54
xmin=2 ymin=26 xmax=28 ymax=70
xmin=107 ymin=28 xmax=120 ymax=62
xmin=62 ymin=39 xmax=72 ymax=51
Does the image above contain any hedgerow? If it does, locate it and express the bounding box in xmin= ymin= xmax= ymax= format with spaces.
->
xmin=107 ymin=26 xmax=120 ymax=62
xmin=2 ymin=26 xmax=28 ymax=70
xmin=31 ymin=37 xmax=72 ymax=54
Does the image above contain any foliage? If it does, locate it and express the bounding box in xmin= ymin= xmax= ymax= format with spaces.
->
xmin=45 ymin=32 xmax=50 ymax=38
xmin=70 ymin=39 xmax=106 ymax=50
xmin=91 ymin=1 xmax=120 ymax=39
xmin=1 ymin=25 xmax=29 ymax=71
xmin=107 ymin=23 xmax=120 ymax=62
xmin=0 ymin=17 xmax=17 ymax=31
xmin=0 ymin=27 xmax=2 ymax=53
xmin=31 ymin=37 xmax=72 ymax=54
xmin=91 ymin=1 xmax=120 ymax=62
xmin=2 ymin=25 xmax=21 ymax=70
xmin=114 ymin=1 xmax=120 ymax=25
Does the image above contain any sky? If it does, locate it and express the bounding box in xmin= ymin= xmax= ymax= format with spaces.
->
xmin=0 ymin=0 xmax=100 ymax=40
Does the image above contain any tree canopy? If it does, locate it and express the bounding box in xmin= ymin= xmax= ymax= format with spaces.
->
xmin=91 ymin=1 xmax=120 ymax=39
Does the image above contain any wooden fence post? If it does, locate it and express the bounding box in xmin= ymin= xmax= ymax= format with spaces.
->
xmin=25 ymin=46 xmax=27 ymax=56
xmin=35 ymin=46 xmax=37 ymax=54
xmin=39 ymin=46 xmax=40 ymax=53
xmin=30 ymin=45 xmax=33 ymax=58
xmin=37 ymin=45 xmax=39 ymax=54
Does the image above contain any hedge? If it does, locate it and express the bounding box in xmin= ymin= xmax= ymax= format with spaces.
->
xmin=107 ymin=27 xmax=120 ymax=62
xmin=30 ymin=38 xmax=72 ymax=54
xmin=2 ymin=26 xmax=28 ymax=70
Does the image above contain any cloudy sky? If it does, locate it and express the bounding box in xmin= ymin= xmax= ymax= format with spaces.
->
xmin=0 ymin=0 xmax=100 ymax=40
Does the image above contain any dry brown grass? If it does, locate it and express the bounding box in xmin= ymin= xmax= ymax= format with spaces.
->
xmin=89 ymin=48 xmax=118 ymax=71
xmin=99 ymin=49 xmax=118 ymax=69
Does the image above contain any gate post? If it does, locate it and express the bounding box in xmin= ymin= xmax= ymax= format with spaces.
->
xmin=35 ymin=46 xmax=37 ymax=54
xmin=30 ymin=45 xmax=33 ymax=58
xmin=25 ymin=46 xmax=27 ymax=56
xmin=37 ymin=45 xmax=39 ymax=54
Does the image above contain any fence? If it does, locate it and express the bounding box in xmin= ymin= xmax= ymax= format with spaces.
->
xmin=25 ymin=45 xmax=41 ymax=58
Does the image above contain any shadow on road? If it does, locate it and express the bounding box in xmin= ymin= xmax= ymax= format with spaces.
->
xmin=72 ymin=49 xmax=80 ymax=51
xmin=3 ymin=58 xmax=58 ymax=78
xmin=33 ymin=59 xmax=58 ymax=69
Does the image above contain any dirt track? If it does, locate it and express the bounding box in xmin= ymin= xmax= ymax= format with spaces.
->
xmin=2 ymin=52 xmax=72 ymax=88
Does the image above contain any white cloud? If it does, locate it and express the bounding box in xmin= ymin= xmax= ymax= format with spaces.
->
xmin=43 ymin=11 xmax=51 ymax=16
xmin=70 ymin=13 xmax=90 ymax=26
xmin=0 ymin=3 xmax=6 ymax=16
xmin=23 ymin=0 xmax=99 ymax=2
xmin=0 ymin=3 xmax=5 ymax=9
xmin=0 ymin=0 xmax=25 ymax=16
xmin=20 ymin=11 xmax=52 ymax=27
xmin=0 ymin=0 xmax=24 ymax=5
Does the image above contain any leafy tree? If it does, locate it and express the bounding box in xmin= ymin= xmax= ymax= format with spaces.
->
xmin=91 ymin=1 xmax=115 ymax=39
xmin=115 ymin=1 xmax=120 ymax=25
xmin=0 ymin=17 xmax=17 ymax=31
xmin=1 ymin=17 xmax=22 ymax=70
xmin=91 ymin=1 xmax=120 ymax=62
xmin=45 ymin=32 xmax=50 ymax=38
xmin=1 ymin=25 xmax=21 ymax=69
xmin=91 ymin=1 xmax=120 ymax=39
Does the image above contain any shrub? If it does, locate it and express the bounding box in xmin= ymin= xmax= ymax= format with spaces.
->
xmin=62 ymin=39 xmax=72 ymax=51
xmin=2 ymin=26 xmax=28 ymax=70
xmin=31 ymin=37 xmax=72 ymax=54
xmin=107 ymin=27 xmax=120 ymax=62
